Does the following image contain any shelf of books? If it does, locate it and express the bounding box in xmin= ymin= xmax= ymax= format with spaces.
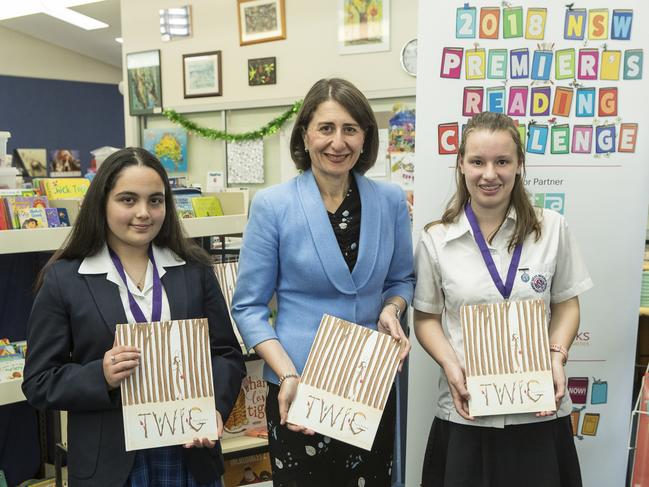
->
xmin=0 ymin=190 xmax=249 ymax=255
xmin=0 ymin=379 xmax=25 ymax=406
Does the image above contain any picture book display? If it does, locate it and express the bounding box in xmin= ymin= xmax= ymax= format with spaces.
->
xmin=461 ymin=299 xmax=556 ymax=416
xmin=115 ymin=318 xmax=218 ymax=451
xmin=287 ymin=314 xmax=402 ymax=450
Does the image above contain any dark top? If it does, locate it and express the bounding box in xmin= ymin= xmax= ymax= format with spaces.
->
xmin=327 ymin=177 xmax=361 ymax=272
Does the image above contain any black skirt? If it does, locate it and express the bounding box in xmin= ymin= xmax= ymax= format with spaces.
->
xmin=421 ymin=416 xmax=582 ymax=487
xmin=265 ymin=383 xmax=396 ymax=487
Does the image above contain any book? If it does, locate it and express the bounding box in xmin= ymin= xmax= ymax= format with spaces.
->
xmin=191 ymin=196 xmax=223 ymax=217
xmin=49 ymin=149 xmax=82 ymax=177
xmin=56 ymin=207 xmax=71 ymax=226
xmin=18 ymin=208 xmax=48 ymax=229
xmin=0 ymin=199 xmax=9 ymax=230
xmin=222 ymin=452 xmax=272 ymax=487
xmin=116 ymin=319 xmax=218 ymax=451
xmin=0 ymin=356 xmax=25 ymax=382
xmin=223 ymin=360 xmax=268 ymax=438
xmin=16 ymin=149 xmax=48 ymax=178
xmin=287 ymin=314 xmax=402 ymax=450
xmin=174 ymin=195 xmax=195 ymax=219
xmin=42 ymin=178 xmax=89 ymax=200
xmin=44 ymin=208 xmax=61 ymax=227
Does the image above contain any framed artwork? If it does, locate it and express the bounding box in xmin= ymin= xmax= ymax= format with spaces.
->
xmin=339 ymin=0 xmax=390 ymax=55
xmin=159 ymin=6 xmax=192 ymax=42
xmin=126 ymin=50 xmax=163 ymax=116
xmin=183 ymin=51 xmax=222 ymax=98
xmin=248 ymin=57 xmax=277 ymax=86
xmin=237 ymin=0 xmax=286 ymax=46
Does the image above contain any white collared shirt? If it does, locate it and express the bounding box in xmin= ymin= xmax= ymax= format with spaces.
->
xmin=78 ymin=244 xmax=185 ymax=324
xmin=414 ymin=208 xmax=593 ymax=428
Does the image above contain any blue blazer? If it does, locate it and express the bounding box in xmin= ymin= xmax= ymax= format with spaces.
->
xmin=22 ymin=258 xmax=246 ymax=487
xmin=232 ymin=169 xmax=414 ymax=385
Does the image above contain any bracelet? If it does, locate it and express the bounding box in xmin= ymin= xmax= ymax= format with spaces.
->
xmin=278 ymin=372 xmax=300 ymax=387
xmin=383 ymin=302 xmax=402 ymax=319
xmin=549 ymin=344 xmax=569 ymax=365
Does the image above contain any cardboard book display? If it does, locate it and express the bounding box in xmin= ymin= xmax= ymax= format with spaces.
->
xmin=116 ymin=318 xmax=218 ymax=451
xmin=287 ymin=314 xmax=402 ymax=450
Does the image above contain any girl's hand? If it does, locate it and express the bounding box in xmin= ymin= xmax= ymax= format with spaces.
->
xmin=184 ymin=410 xmax=223 ymax=448
xmin=536 ymin=355 xmax=564 ymax=417
xmin=378 ymin=306 xmax=411 ymax=372
xmin=278 ymin=376 xmax=315 ymax=435
xmin=443 ymin=361 xmax=474 ymax=421
xmin=103 ymin=338 xmax=140 ymax=390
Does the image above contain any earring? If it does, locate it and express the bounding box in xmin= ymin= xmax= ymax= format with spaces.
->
xmin=360 ymin=148 xmax=364 ymax=154
xmin=305 ymin=147 xmax=309 ymax=153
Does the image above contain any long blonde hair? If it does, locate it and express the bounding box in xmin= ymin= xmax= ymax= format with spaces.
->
xmin=436 ymin=112 xmax=541 ymax=251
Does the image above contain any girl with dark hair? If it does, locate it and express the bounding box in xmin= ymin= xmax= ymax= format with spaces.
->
xmin=232 ymin=78 xmax=414 ymax=486
xmin=414 ymin=112 xmax=592 ymax=487
xmin=23 ymin=147 xmax=246 ymax=487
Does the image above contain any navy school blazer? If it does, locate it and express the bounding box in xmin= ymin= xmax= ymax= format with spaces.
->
xmin=22 ymin=258 xmax=246 ymax=487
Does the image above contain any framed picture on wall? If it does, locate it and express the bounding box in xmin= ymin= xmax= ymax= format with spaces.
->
xmin=248 ymin=57 xmax=277 ymax=86
xmin=237 ymin=0 xmax=286 ymax=46
xmin=183 ymin=51 xmax=223 ymax=98
xmin=126 ymin=50 xmax=163 ymax=116
xmin=339 ymin=0 xmax=390 ymax=55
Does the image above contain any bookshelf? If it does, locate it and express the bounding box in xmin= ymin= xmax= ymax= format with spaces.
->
xmin=0 ymin=190 xmax=248 ymax=255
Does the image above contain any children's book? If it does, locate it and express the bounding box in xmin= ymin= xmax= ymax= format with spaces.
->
xmin=115 ymin=318 xmax=218 ymax=451
xmin=0 ymin=199 xmax=9 ymax=230
xmin=222 ymin=452 xmax=272 ymax=487
xmin=223 ymin=360 xmax=268 ymax=438
xmin=44 ymin=208 xmax=61 ymax=227
xmin=16 ymin=149 xmax=48 ymax=178
xmin=43 ymin=178 xmax=90 ymax=199
xmin=18 ymin=208 xmax=48 ymax=229
xmin=287 ymin=314 xmax=402 ymax=450
xmin=56 ymin=207 xmax=71 ymax=226
xmin=48 ymin=149 xmax=82 ymax=177
xmin=191 ymin=196 xmax=223 ymax=217
xmin=174 ymin=195 xmax=195 ymax=219
xmin=0 ymin=356 xmax=25 ymax=382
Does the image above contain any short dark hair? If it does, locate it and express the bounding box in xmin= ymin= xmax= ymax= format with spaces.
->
xmin=289 ymin=78 xmax=379 ymax=174
xmin=36 ymin=147 xmax=209 ymax=288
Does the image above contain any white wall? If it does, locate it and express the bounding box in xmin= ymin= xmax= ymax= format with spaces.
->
xmin=0 ymin=26 xmax=122 ymax=83
xmin=120 ymin=0 xmax=418 ymax=191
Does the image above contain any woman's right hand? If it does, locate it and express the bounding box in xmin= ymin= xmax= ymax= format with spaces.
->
xmin=103 ymin=340 xmax=140 ymax=390
xmin=278 ymin=377 xmax=315 ymax=435
xmin=443 ymin=361 xmax=474 ymax=421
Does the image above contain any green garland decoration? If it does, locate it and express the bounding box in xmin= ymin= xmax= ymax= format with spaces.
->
xmin=162 ymin=100 xmax=303 ymax=142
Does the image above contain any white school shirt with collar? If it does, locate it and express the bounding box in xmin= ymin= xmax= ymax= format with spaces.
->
xmin=414 ymin=207 xmax=593 ymax=428
xmin=78 ymin=244 xmax=186 ymax=323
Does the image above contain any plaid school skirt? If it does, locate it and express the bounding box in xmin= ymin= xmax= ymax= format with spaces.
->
xmin=125 ymin=446 xmax=222 ymax=487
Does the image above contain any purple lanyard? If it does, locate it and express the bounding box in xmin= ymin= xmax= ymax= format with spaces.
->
xmin=108 ymin=246 xmax=162 ymax=323
xmin=464 ymin=203 xmax=522 ymax=300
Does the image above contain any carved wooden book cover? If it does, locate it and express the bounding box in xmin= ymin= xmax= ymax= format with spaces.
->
xmin=116 ymin=318 xmax=218 ymax=451
xmin=461 ymin=299 xmax=556 ymax=416
xmin=287 ymin=314 xmax=402 ymax=450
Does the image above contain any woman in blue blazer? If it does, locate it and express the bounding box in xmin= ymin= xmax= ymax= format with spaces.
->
xmin=232 ymin=78 xmax=415 ymax=487
xmin=23 ymin=148 xmax=246 ymax=487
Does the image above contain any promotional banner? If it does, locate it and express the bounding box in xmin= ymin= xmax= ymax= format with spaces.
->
xmin=408 ymin=2 xmax=649 ymax=486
